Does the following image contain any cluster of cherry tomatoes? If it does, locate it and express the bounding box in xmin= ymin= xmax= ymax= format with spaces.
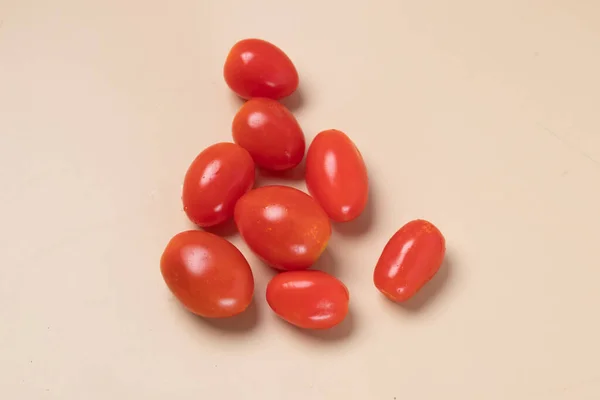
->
xmin=160 ymin=39 xmax=446 ymax=330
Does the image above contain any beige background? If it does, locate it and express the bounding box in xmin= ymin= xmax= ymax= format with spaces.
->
xmin=2 ymin=0 xmax=600 ymax=398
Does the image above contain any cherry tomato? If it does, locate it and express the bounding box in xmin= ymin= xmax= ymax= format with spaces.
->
xmin=305 ymin=129 xmax=368 ymax=222
xmin=223 ymin=38 xmax=299 ymax=100
xmin=182 ymin=142 xmax=255 ymax=227
xmin=266 ymin=270 xmax=349 ymax=330
xmin=232 ymin=98 xmax=305 ymax=171
xmin=234 ymin=185 xmax=331 ymax=270
xmin=160 ymin=230 xmax=254 ymax=318
xmin=374 ymin=220 xmax=446 ymax=302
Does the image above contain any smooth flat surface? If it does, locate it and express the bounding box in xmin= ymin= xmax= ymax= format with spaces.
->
xmin=2 ymin=1 xmax=600 ymax=398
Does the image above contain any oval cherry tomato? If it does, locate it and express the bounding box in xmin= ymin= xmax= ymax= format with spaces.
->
xmin=234 ymin=185 xmax=331 ymax=270
xmin=160 ymin=230 xmax=254 ymax=318
xmin=182 ymin=142 xmax=255 ymax=227
xmin=223 ymin=38 xmax=299 ymax=100
xmin=305 ymin=129 xmax=368 ymax=222
xmin=232 ymin=98 xmax=305 ymax=171
xmin=374 ymin=219 xmax=446 ymax=302
xmin=266 ymin=270 xmax=349 ymax=329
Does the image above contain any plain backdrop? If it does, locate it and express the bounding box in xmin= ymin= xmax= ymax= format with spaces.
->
xmin=1 ymin=0 xmax=600 ymax=398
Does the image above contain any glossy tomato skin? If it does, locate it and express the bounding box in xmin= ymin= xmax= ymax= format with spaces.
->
xmin=182 ymin=142 xmax=255 ymax=227
xmin=232 ymin=98 xmax=305 ymax=171
xmin=223 ymin=39 xmax=299 ymax=100
xmin=160 ymin=230 xmax=254 ymax=318
xmin=234 ymin=185 xmax=331 ymax=270
xmin=305 ymin=129 xmax=368 ymax=222
xmin=267 ymin=271 xmax=349 ymax=329
xmin=374 ymin=220 xmax=446 ymax=302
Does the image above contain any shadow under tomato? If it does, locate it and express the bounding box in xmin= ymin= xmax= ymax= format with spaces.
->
xmin=277 ymin=308 xmax=355 ymax=342
xmin=280 ymin=87 xmax=305 ymax=112
xmin=333 ymin=180 xmax=376 ymax=237
xmin=382 ymin=253 xmax=454 ymax=313
xmin=310 ymin=247 xmax=337 ymax=276
xmin=203 ymin=218 xmax=238 ymax=238
xmin=255 ymin=159 xmax=307 ymax=185
xmin=229 ymin=91 xmax=246 ymax=109
xmin=183 ymin=298 xmax=260 ymax=333
xmin=228 ymin=86 xmax=304 ymax=113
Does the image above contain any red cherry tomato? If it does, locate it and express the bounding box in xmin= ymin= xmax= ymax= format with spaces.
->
xmin=266 ymin=270 xmax=349 ymax=330
xmin=305 ymin=129 xmax=368 ymax=222
xmin=182 ymin=142 xmax=255 ymax=227
xmin=232 ymin=98 xmax=305 ymax=171
xmin=234 ymin=185 xmax=331 ymax=270
xmin=223 ymin=38 xmax=299 ymax=100
xmin=374 ymin=220 xmax=446 ymax=302
xmin=160 ymin=230 xmax=254 ymax=318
